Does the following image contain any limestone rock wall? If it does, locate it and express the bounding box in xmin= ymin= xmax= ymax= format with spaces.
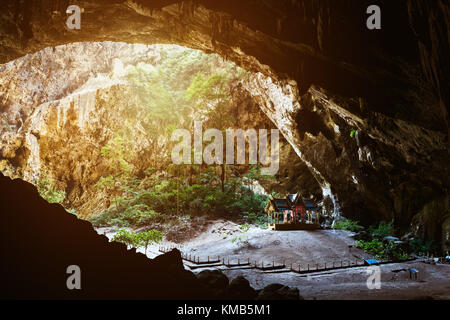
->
xmin=1 ymin=42 xmax=318 ymax=217
xmin=0 ymin=0 xmax=449 ymax=240
xmin=0 ymin=43 xmax=161 ymax=216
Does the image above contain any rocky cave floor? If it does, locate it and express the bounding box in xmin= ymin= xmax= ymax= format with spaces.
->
xmin=96 ymin=220 xmax=450 ymax=300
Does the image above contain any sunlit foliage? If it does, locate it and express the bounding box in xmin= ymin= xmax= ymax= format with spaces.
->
xmin=89 ymin=47 xmax=267 ymax=229
xmin=36 ymin=172 xmax=66 ymax=204
xmin=111 ymin=229 xmax=163 ymax=254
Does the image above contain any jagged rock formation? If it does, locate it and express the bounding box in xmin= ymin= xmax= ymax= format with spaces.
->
xmin=0 ymin=172 xmax=208 ymax=299
xmin=1 ymin=172 xmax=303 ymax=299
xmin=1 ymin=0 xmax=449 ymax=242
xmin=230 ymin=81 xmax=322 ymax=198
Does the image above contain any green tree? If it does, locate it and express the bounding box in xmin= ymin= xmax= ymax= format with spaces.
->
xmin=137 ymin=230 xmax=164 ymax=255
xmin=111 ymin=229 xmax=163 ymax=254
xmin=101 ymin=129 xmax=134 ymax=173
xmin=111 ymin=229 xmax=139 ymax=249
xmin=96 ymin=129 xmax=135 ymax=216
xmin=36 ymin=173 xmax=66 ymax=204
xmin=186 ymin=72 xmax=236 ymax=191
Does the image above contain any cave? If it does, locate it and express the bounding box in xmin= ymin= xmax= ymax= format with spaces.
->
xmin=1 ymin=0 xmax=449 ymax=302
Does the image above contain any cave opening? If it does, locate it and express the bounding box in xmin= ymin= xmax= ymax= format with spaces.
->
xmin=0 ymin=41 xmax=329 ymax=245
xmin=1 ymin=0 xmax=449 ymax=300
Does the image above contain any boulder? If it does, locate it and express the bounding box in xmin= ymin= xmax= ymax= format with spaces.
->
xmin=353 ymin=230 xmax=371 ymax=241
xmin=401 ymin=233 xmax=414 ymax=241
xmin=247 ymin=240 xmax=262 ymax=249
xmin=196 ymin=270 xmax=229 ymax=297
xmin=320 ymin=218 xmax=333 ymax=229
xmin=225 ymin=276 xmax=257 ymax=300
xmin=152 ymin=248 xmax=185 ymax=271
xmin=383 ymin=236 xmax=400 ymax=242
xmin=256 ymin=283 xmax=303 ymax=300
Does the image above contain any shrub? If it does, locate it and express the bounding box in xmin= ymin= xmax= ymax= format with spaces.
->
xmin=121 ymin=204 xmax=162 ymax=227
xmin=369 ymin=220 xmax=395 ymax=238
xmin=333 ymin=219 xmax=363 ymax=232
xmin=246 ymin=212 xmax=268 ymax=229
xmin=36 ymin=173 xmax=66 ymax=204
xmin=408 ymin=238 xmax=438 ymax=255
xmin=67 ymin=208 xmax=78 ymax=217
xmin=89 ymin=204 xmax=162 ymax=228
xmin=89 ymin=210 xmax=115 ymax=227
xmin=356 ymin=239 xmax=408 ymax=261
xmin=356 ymin=239 xmax=383 ymax=255
xmin=232 ymin=224 xmax=251 ymax=245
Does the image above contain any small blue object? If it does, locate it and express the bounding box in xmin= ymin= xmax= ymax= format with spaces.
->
xmin=365 ymin=259 xmax=379 ymax=265
xmin=409 ymin=268 xmax=419 ymax=280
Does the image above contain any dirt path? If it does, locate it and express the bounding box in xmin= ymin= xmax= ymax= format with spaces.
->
xmin=162 ymin=219 xmax=372 ymax=266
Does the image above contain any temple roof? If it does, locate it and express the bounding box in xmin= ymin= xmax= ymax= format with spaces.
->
xmin=267 ymin=193 xmax=320 ymax=212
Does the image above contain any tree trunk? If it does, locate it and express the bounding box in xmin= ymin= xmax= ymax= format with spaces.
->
xmin=221 ymin=163 xmax=226 ymax=192
xmin=177 ymin=178 xmax=180 ymax=215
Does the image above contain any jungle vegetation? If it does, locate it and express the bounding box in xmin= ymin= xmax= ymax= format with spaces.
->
xmin=88 ymin=46 xmax=271 ymax=230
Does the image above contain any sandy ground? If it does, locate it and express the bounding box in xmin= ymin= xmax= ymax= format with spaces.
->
xmin=177 ymin=221 xmax=371 ymax=266
xmin=96 ymin=220 xmax=450 ymax=300
xmin=218 ymin=261 xmax=450 ymax=300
